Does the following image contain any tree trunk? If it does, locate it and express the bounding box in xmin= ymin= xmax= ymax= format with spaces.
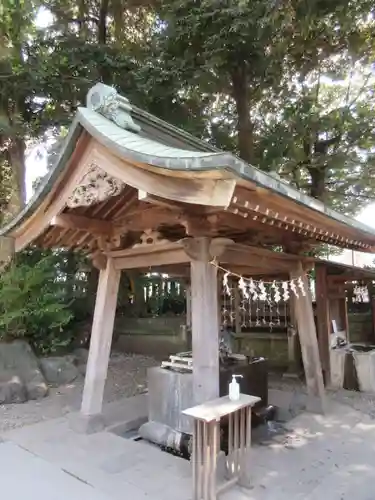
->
xmin=231 ymin=66 xmax=255 ymax=164
xmin=308 ymin=167 xmax=327 ymax=201
xmin=98 ymin=0 xmax=112 ymax=84
xmin=98 ymin=0 xmax=109 ymax=44
xmin=7 ymin=138 xmax=26 ymax=217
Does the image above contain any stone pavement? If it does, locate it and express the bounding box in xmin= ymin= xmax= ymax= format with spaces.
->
xmin=1 ymin=392 xmax=375 ymax=500
xmin=0 ymin=441 xmax=110 ymax=500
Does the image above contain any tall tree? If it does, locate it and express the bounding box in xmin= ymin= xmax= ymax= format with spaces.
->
xmin=151 ymin=0 xmax=375 ymax=213
xmin=0 ymin=0 xmax=39 ymax=217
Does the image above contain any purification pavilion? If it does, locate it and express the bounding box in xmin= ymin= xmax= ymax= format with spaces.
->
xmin=1 ymin=82 xmax=375 ymax=429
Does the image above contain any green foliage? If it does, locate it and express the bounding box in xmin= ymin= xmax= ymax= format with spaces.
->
xmin=0 ymin=249 xmax=73 ymax=353
xmin=150 ymin=0 xmax=375 ymax=213
xmin=1 ymin=0 xmax=375 ymax=338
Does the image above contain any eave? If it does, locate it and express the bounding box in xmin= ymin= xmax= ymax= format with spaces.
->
xmin=2 ymin=83 xmax=375 ymax=256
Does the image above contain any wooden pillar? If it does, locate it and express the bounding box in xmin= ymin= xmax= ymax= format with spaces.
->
xmin=315 ymin=264 xmax=331 ymax=385
xmin=366 ymin=281 xmax=375 ymax=342
xmin=339 ymin=297 xmax=349 ymax=336
xmin=291 ymin=263 xmax=326 ymax=413
xmin=190 ymin=238 xmax=220 ymax=405
xmin=80 ymin=258 xmax=121 ymax=424
xmin=329 ymin=299 xmax=341 ymax=331
xmin=186 ymin=283 xmax=192 ymax=329
xmin=234 ymin=279 xmax=242 ymax=335
xmin=284 ymin=295 xmax=299 ymax=375
xmin=371 ymin=297 xmax=375 ymax=343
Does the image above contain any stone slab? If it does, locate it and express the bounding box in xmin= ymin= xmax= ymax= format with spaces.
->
xmin=148 ymin=367 xmax=194 ymax=434
xmin=330 ymin=348 xmax=346 ymax=389
xmin=0 ymin=441 xmax=111 ymax=500
xmin=352 ymin=350 xmax=375 ymax=393
xmin=4 ymin=391 xmax=375 ymax=500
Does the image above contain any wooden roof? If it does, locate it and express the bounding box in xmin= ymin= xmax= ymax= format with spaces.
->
xmin=2 ymin=82 xmax=375 ymax=259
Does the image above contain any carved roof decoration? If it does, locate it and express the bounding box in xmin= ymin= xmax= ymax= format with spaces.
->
xmin=86 ymin=83 xmax=141 ymax=134
xmin=67 ymin=163 xmax=125 ymax=208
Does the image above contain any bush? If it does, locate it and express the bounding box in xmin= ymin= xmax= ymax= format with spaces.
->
xmin=0 ymin=252 xmax=74 ymax=354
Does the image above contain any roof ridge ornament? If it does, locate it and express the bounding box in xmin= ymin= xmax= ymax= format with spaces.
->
xmin=86 ymin=83 xmax=141 ymax=133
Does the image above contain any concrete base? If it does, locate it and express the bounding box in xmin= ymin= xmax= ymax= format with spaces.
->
xmin=148 ymin=367 xmax=194 ymax=434
xmin=353 ymin=350 xmax=375 ymax=393
xmin=5 ymin=390 xmax=375 ymax=499
xmin=69 ymin=394 xmax=149 ymax=435
xmin=330 ymin=348 xmax=346 ymax=389
xmin=107 ymin=416 xmax=147 ymax=437
xmin=69 ymin=413 xmax=105 ymax=434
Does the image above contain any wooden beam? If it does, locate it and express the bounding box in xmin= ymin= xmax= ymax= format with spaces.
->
xmin=219 ymin=243 xmax=314 ymax=272
xmin=291 ymin=262 xmax=326 ymax=413
xmin=81 ymin=258 xmax=121 ymax=420
xmin=327 ymin=272 xmax=375 ymax=283
xmin=51 ymin=213 xmax=113 ymax=236
xmin=93 ymin=143 xmax=236 ymax=207
xmin=109 ymin=242 xmax=190 ymax=270
xmin=315 ymin=264 xmax=331 ymax=385
xmin=113 ymin=205 xmax=180 ymax=231
xmin=110 ymin=240 xmax=314 ymax=274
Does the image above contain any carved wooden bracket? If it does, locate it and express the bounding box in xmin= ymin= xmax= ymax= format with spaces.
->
xmin=97 ymin=234 xmax=122 ymax=252
xmin=132 ymin=229 xmax=171 ymax=248
xmin=91 ymin=252 xmax=107 ymax=270
xmin=180 ymin=237 xmax=234 ymax=261
xmin=180 ymin=215 xmax=213 ymax=237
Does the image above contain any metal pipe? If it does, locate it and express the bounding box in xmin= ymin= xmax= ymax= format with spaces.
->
xmin=139 ymin=421 xmax=190 ymax=457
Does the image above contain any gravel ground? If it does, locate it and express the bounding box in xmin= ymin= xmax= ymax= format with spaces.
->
xmin=2 ymin=357 xmax=375 ymax=435
xmin=269 ymin=375 xmax=375 ymax=419
xmin=0 ymin=351 xmax=158 ymax=434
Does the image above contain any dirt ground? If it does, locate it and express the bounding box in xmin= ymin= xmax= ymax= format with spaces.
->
xmin=1 ymin=356 xmax=375 ymax=435
xmin=0 ymin=351 xmax=157 ymax=433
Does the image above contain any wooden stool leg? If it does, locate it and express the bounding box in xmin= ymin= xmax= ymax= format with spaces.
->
xmin=203 ymin=422 xmax=210 ymax=500
xmin=227 ymin=413 xmax=234 ymax=477
xmin=239 ymin=408 xmax=246 ymax=475
xmin=209 ymin=421 xmax=219 ymax=500
xmin=192 ymin=419 xmax=198 ymax=500
xmin=234 ymin=409 xmax=239 ymax=476
xmin=196 ymin=420 xmax=204 ymax=499
xmin=239 ymin=407 xmax=252 ymax=488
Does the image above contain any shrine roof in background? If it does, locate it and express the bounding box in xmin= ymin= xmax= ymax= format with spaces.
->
xmin=2 ymin=82 xmax=375 ymax=256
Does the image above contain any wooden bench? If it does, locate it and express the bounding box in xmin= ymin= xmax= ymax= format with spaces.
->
xmin=183 ymin=394 xmax=260 ymax=500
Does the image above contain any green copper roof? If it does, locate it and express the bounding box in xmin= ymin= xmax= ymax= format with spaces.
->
xmin=2 ymin=82 xmax=375 ymax=249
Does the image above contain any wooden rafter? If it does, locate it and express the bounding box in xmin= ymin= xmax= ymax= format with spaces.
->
xmin=231 ymin=186 xmax=373 ymax=251
xmin=51 ymin=214 xmax=113 ymax=236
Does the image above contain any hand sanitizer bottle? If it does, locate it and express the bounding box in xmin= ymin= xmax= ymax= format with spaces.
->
xmin=229 ymin=375 xmax=243 ymax=401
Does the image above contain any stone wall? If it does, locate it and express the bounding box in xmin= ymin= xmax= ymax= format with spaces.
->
xmin=114 ymin=316 xmax=188 ymax=360
xmin=348 ymin=312 xmax=373 ymax=343
xmin=233 ymin=333 xmax=289 ymax=369
xmin=114 ymin=316 xmax=289 ymax=368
